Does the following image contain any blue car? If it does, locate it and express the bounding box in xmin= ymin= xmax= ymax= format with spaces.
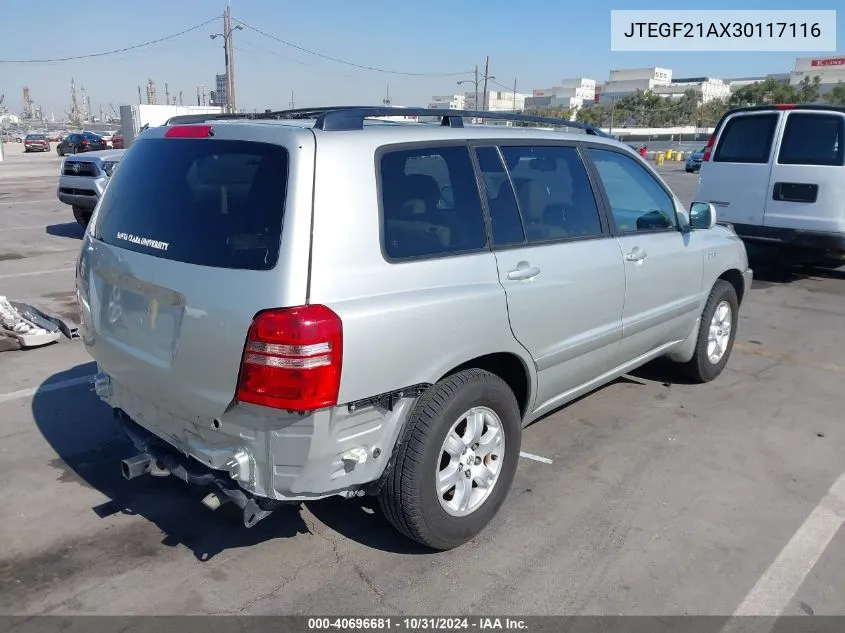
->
xmin=685 ymin=148 xmax=705 ymax=173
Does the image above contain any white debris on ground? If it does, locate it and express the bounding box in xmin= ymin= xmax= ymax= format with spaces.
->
xmin=0 ymin=297 xmax=48 ymax=336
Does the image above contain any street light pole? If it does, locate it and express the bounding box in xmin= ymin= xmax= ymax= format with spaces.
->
xmin=210 ymin=7 xmax=243 ymax=114
xmin=457 ymin=61 xmax=494 ymax=123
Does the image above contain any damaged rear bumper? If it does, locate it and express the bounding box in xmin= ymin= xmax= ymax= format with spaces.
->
xmin=116 ymin=409 xmax=288 ymax=527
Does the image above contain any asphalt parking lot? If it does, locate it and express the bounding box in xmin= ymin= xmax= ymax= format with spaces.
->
xmin=1 ymin=141 xmax=845 ymax=617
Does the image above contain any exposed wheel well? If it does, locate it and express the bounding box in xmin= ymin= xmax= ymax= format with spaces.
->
xmin=442 ymin=352 xmax=531 ymax=418
xmin=718 ymin=269 xmax=745 ymax=305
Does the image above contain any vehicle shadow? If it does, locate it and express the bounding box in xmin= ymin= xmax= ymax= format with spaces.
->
xmin=31 ymin=363 xmax=429 ymax=561
xmin=46 ymin=222 xmax=84 ymax=240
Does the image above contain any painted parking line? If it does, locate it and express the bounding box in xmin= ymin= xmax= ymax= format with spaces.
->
xmin=0 ymin=199 xmax=56 ymax=207
xmin=0 ymin=267 xmax=75 ymax=280
xmin=519 ymin=451 xmax=553 ymax=464
xmin=0 ymin=374 xmax=95 ymax=405
xmin=719 ymin=471 xmax=845 ymax=630
xmin=1 ymin=223 xmax=49 ymax=231
xmin=733 ymin=341 xmax=845 ymax=375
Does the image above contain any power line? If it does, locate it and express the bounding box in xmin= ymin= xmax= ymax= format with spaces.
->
xmin=235 ymin=19 xmax=471 ymax=77
xmin=0 ymin=17 xmax=218 ymax=63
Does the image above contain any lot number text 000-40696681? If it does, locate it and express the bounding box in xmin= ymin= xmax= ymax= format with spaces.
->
xmin=610 ymin=10 xmax=836 ymax=52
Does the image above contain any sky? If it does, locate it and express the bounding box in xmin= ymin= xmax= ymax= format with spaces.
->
xmin=1 ymin=0 xmax=843 ymax=118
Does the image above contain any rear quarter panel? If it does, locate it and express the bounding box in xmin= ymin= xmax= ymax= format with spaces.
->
xmin=307 ymin=135 xmax=536 ymax=408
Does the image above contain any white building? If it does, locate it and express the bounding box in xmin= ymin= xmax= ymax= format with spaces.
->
xmin=525 ymin=78 xmax=597 ymax=112
xmin=597 ymin=67 xmax=673 ymax=104
xmin=790 ymin=55 xmax=845 ymax=95
xmin=652 ymin=77 xmax=731 ymax=103
xmin=428 ymin=94 xmax=465 ymax=110
xmin=463 ymin=90 xmax=531 ymax=112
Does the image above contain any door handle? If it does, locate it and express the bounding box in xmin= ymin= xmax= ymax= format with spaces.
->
xmin=625 ymin=248 xmax=647 ymax=262
xmin=507 ymin=262 xmax=541 ymax=281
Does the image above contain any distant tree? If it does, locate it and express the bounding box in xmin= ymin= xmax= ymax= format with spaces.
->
xmin=797 ymin=75 xmax=822 ymax=103
xmin=730 ymin=78 xmax=797 ymax=106
xmin=576 ymin=105 xmax=608 ymax=127
xmin=699 ymin=99 xmax=729 ymax=126
xmin=824 ymin=82 xmax=845 ymax=105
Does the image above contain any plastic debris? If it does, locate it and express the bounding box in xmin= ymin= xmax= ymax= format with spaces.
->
xmin=0 ymin=296 xmax=62 ymax=349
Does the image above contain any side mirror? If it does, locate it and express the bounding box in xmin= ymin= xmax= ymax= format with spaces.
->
xmin=689 ymin=201 xmax=717 ymax=230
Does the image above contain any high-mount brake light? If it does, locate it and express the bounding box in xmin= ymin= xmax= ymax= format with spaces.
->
xmin=236 ymin=305 xmax=343 ymax=412
xmin=165 ymin=124 xmax=214 ymax=138
xmin=775 ymin=104 xmax=797 ymax=110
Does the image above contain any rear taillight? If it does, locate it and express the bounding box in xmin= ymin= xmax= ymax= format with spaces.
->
xmin=702 ymin=133 xmax=716 ymax=162
xmin=236 ymin=305 xmax=343 ymax=411
xmin=81 ymin=139 xmax=90 ymax=145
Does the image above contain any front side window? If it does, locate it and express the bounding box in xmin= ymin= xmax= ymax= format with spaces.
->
xmin=379 ymin=145 xmax=487 ymax=260
xmin=588 ymin=148 xmax=677 ymax=233
xmin=497 ymin=145 xmax=603 ymax=243
xmin=778 ymin=113 xmax=845 ymax=166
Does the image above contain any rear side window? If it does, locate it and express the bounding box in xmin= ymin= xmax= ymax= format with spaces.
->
xmin=714 ymin=113 xmax=778 ymax=164
xmin=91 ymin=138 xmax=288 ymax=270
xmin=379 ymin=145 xmax=487 ymax=260
xmin=778 ymin=113 xmax=845 ymax=166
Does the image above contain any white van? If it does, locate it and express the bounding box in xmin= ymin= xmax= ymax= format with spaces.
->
xmin=697 ymin=105 xmax=845 ymax=258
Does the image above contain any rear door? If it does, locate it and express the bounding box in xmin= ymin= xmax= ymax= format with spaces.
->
xmin=77 ymin=124 xmax=315 ymax=421
xmin=473 ymin=142 xmax=625 ymax=415
xmin=698 ymin=111 xmax=780 ymax=227
xmin=764 ymin=110 xmax=845 ymax=233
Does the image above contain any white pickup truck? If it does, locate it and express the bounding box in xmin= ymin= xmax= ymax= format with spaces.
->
xmin=57 ymin=149 xmax=126 ymax=227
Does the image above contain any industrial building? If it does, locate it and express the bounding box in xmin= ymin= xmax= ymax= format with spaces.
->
xmin=524 ymin=78 xmax=597 ymax=112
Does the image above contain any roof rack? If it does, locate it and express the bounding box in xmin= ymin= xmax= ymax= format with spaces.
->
xmin=162 ymin=107 xmax=613 ymax=138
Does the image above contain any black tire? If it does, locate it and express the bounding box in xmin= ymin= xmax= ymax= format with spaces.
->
xmin=680 ymin=280 xmax=739 ymax=383
xmin=377 ymin=369 xmax=522 ymax=550
xmin=72 ymin=207 xmax=92 ymax=228
xmin=57 ymin=147 xmax=63 ymax=156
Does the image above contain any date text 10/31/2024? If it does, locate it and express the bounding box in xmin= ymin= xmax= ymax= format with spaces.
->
xmin=307 ymin=618 xmax=529 ymax=631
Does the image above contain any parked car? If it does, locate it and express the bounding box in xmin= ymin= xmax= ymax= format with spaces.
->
xmin=23 ymin=133 xmax=50 ymax=152
xmin=56 ymin=132 xmax=107 ymax=155
xmin=77 ymin=107 xmax=752 ymax=550
xmin=698 ymin=104 xmax=845 ymax=259
xmin=685 ymin=148 xmax=705 ymax=173
xmin=57 ymin=149 xmax=125 ymax=227
xmin=111 ymin=134 xmax=124 ymax=149
xmin=95 ymin=130 xmax=117 ymax=148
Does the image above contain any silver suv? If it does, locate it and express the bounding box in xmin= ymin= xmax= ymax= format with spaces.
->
xmin=76 ymin=107 xmax=752 ymax=550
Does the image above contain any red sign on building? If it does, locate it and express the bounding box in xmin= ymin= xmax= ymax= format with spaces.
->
xmin=811 ymin=57 xmax=845 ymax=67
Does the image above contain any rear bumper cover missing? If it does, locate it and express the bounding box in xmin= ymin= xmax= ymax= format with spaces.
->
xmin=115 ymin=409 xmax=287 ymax=527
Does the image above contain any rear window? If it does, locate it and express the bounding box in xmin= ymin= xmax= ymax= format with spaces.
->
xmin=778 ymin=113 xmax=845 ymax=166
xmin=91 ymin=138 xmax=289 ymax=270
xmin=714 ymin=113 xmax=778 ymax=164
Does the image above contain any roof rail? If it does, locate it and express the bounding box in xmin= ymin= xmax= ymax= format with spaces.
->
xmin=158 ymin=106 xmax=615 ymax=138
xmin=301 ymin=107 xmax=612 ymax=136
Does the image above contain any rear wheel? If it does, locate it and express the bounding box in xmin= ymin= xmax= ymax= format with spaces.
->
xmin=57 ymin=147 xmax=63 ymax=156
xmin=679 ymin=280 xmax=739 ymax=383
xmin=377 ymin=369 xmax=521 ymax=550
xmin=72 ymin=206 xmax=92 ymax=228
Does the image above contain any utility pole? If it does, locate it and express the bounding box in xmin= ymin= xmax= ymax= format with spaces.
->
xmin=165 ymin=83 xmax=170 ymax=106
xmin=513 ymin=78 xmax=517 ymax=113
xmin=137 ymin=86 xmax=142 ymax=105
xmin=211 ymin=5 xmax=242 ymax=113
xmin=289 ymin=90 xmax=295 ymax=109
xmin=481 ymin=56 xmax=490 ymax=112
xmin=383 ymin=84 xmax=392 ymax=106
xmin=179 ymin=90 xmax=183 ymax=106
xmin=474 ymin=65 xmax=479 ymax=111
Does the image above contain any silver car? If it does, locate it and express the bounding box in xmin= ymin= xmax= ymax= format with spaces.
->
xmin=75 ymin=107 xmax=752 ymax=550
